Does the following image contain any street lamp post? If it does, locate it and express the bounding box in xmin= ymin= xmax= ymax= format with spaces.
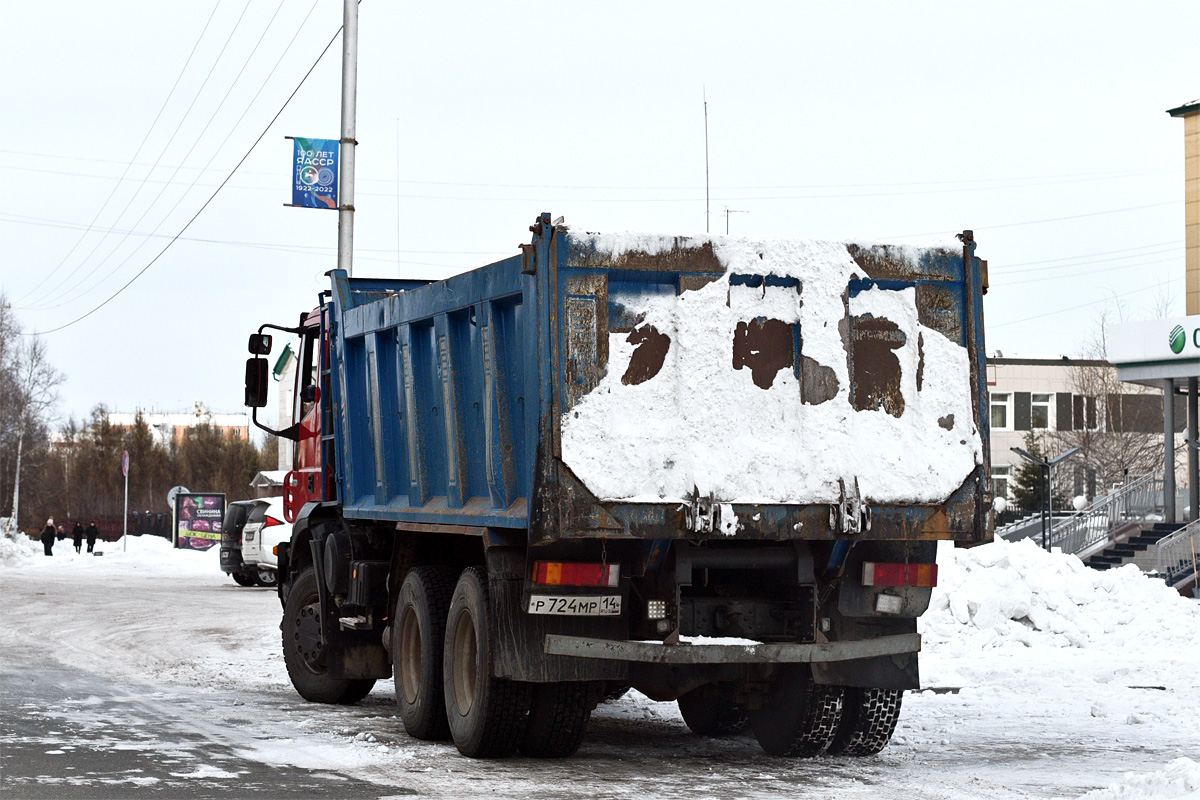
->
xmin=1011 ymin=446 xmax=1081 ymax=550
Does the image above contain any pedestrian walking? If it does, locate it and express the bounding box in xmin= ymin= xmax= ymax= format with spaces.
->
xmin=57 ymin=524 xmax=65 ymax=541
xmin=72 ymin=522 xmax=84 ymax=554
xmin=85 ymin=520 xmax=99 ymax=554
xmin=40 ymin=518 xmax=55 ymax=556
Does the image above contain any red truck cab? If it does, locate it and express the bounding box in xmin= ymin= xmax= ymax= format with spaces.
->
xmin=283 ymin=310 xmax=327 ymax=523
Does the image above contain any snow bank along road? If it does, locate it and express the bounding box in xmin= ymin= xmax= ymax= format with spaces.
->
xmin=1 ymin=535 xmax=1198 ymax=799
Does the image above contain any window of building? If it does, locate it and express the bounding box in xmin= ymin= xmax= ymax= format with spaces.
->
xmin=1031 ymin=393 xmax=1052 ymax=429
xmin=992 ymin=465 xmax=1012 ymax=501
xmin=1072 ymin=394 xmax=1099 ymax=431
xmin=990 ymin=393 xmax=1011 ymax=430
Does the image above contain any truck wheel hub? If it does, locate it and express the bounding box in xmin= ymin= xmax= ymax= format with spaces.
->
xmin=296 ymin=602 xmax=325 ymax=669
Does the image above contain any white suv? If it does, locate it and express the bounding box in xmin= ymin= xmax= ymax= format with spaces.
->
xmin=239 ymin=496 xmax=292 ymax=586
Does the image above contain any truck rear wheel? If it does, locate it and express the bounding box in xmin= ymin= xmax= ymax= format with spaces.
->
xmin=443 ymin=567 xmax=531 ymax=758
xmin=394 ymin=566 xmax=455 ymax=741
xmin=749 ymin=668 xmax=843 ymax=757
xmin=520 ymin=682 xmax=593 ymax=758
xmin=677 ymin=682 xmax=748 ymax=736
xmin=827 ymin=688 xmax=903 ymax=756
xmin=282 ymin=567 xmax=376 ymax=704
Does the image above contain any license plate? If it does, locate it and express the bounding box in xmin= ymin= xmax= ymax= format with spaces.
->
xmin=527 ymin=595 xmax=621 ymax=616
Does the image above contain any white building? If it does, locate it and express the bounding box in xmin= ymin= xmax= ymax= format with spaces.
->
xmin=106 ymin=402 xmax=251 ymax=448
xmin=987 ymin=354 xmax=1178 ymax=506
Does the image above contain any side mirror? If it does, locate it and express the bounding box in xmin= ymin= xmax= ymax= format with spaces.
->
xmin=301 ymin=384 xmax=320 ymax=404
xmin=245 ymin=358 xmax=269 ymax=407
xmin=248 ymin=333 xmax=273 ymax=355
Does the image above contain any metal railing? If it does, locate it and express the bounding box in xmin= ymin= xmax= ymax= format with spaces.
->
xmin=1049 ymin=474 xmax=1163 ymax=556
xmin=995 ymin=511 xmax=1042 ymax=539
xmin=1135 ymin=520 xmax=1200 ymax=586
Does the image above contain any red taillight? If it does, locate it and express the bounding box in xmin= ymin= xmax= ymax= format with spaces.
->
xmin=262 ymin=515 xmax=284 ymax=527
xmin=862 ymin=562 xmax=938 ymax=588
xmin=532 ymin=561 xmax=619 ymax=588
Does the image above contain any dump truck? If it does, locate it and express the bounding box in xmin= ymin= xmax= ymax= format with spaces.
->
xmin=243 ymin=212 xmax=991 ymax=759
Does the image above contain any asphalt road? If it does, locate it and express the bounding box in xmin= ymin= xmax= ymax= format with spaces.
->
xmin=3 ymin=546 xmax=1197 ymax=800
xmin=0 ymin=644 xmax=399 ymax=799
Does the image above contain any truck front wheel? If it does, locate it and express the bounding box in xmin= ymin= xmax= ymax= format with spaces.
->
xmin=282 ymin=567 xmax=376 ymax=704
xmin=749 ymin=668 xmax=843 ymax=757
xmin=443 ymin=567 xmax=531 ymax=758
xmin=394 ymin=566 xmax=455 ymax=740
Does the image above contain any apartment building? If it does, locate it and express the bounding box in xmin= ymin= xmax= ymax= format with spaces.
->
xmin=106 ymin=402 xmax=251 ymax=449
xmin=987 ymin=355 xmax=1178 ymax=506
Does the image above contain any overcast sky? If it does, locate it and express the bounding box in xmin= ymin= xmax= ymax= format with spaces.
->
xmin=1 ymin=1 xmax=1197 ymax=425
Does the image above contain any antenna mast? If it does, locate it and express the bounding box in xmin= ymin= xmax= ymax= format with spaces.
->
xmin=703 ymin=89 xmax=710 ymax=234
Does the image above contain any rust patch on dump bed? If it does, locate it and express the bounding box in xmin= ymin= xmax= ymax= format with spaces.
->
xmin=567 ymin=239 xmax=726 ymax=274
xmin=917 ymin=332 xmax=925 ymax=391
xmin=732 ymin=318 xmax=794 ymax=389
xmin=800 ymin=356 xmax=839 ymax=405
xmin=851 ymin=316 xmax=906 ymax=417
xmin=622 ymin=324 xmax=671 ymax=385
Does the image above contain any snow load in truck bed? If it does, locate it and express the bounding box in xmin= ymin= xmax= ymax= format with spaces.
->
xmin=559 ymin=231 xmax=983 ymax=506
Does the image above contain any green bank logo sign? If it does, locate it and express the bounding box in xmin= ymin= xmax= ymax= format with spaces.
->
xmin=1170 ymin=325 xmax=1187 ymax=354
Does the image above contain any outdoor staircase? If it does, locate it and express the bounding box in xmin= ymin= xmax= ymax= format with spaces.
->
xmin=1081 ymin=521 xmax=1199 ymax=597
xmin=1083 ymin=523 xmax=1176 ymax=571
xmin=1036 ymin=471 xmax=1198 ymax=597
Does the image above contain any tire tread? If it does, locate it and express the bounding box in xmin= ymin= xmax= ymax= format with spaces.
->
xmin=445 ymin=566 xmax=531 ymax=758
xmin=520 ymin=682 xmax=593 ymax=758
xmin=827 ymin=688 xmax=902 ymax=756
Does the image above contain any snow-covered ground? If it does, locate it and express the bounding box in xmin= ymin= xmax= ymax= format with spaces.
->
xmin=2 ymin=532 xmax=1198 ymax=798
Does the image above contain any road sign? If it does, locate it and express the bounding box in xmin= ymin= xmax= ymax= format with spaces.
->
xmin=122 ymin=451 xmax=129 ymax=477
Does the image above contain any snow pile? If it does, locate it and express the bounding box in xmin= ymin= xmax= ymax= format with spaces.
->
xmin=0 ymin=529 xmax=40 ymax=567
xmin=0 ymin=533 xmax=219 ymax=576
xmin=560 ymin=231 xmax=980 ymax=505
xmin=1078 ymin=757 xmax=1200 ymax=799
xmin=922 ymin=537 xmax=1200 ymax=654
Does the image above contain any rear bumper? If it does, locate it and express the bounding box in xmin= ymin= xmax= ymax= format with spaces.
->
xmin=543 ymin=632 xmax=920 ymax=664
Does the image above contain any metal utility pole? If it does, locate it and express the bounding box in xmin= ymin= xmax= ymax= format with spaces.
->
xmin=337 ymin=0 xmax=359 ymax=277
xmin=703 ymin=90 xmax=710 ymax=234
xmin=122 ymin=451 xmax=129 ymax=553
xmin=1012 ymin=446 xmax=1080 ymax=550
xmin=724 ymin=206 xmax=748 ymax=235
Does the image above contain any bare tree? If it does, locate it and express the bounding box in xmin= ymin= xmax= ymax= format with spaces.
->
xmin=1048 ymin=312 xmax=1161 ymax=498
xmin=6 ymin=325 xmax=64 ymax=530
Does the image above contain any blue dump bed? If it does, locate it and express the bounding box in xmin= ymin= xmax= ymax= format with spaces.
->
xmin=324 ymin=213 xmax=991 ymax=545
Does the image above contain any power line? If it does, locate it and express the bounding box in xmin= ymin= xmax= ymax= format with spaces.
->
xmin=995 ymin=239 xmax=1183 ymax=271
xmin=13 ymin=1 xmax=225 ymax=307
xmin=35 ymin=0 xmax=287 ymax=312
xmin=0 ymin=210 xmax=495 ymax=256
xmin=0 ymin=151 xmax=1174 ymax=192
xmin=27 ymin=21 xmax=346 ymax=336
xmin=882 ymin=201 xmax=1176 ymax=239
xmin=40 ymin=0 xmax=318 ymax=313
xmin=989 ymin=282 xmax=1172 ymax=329
xmin=1001 ymin=255 xmax=1178 ymax=286
xmin=21 ymin=0 xmax=257 ymax=311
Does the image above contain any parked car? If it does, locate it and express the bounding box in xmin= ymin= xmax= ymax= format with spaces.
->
xmin=240 ymin=496 xmax=291 ymax=586
xmin=219 ymin=497 xmax=290 ymax=587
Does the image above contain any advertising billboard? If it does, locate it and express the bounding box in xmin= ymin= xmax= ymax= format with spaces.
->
xmin=174 ymin=492 xmax=226 ymax=551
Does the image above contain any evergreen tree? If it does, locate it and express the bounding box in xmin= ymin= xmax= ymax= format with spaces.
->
xmin=1010 ymin=431 xmax=1069 ymax=514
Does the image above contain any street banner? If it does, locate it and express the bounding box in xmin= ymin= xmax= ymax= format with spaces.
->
xmin=291 ymin=137 xmax=339 ymax=210
xmin=173 ymin=492 xmax=226 ymax=551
